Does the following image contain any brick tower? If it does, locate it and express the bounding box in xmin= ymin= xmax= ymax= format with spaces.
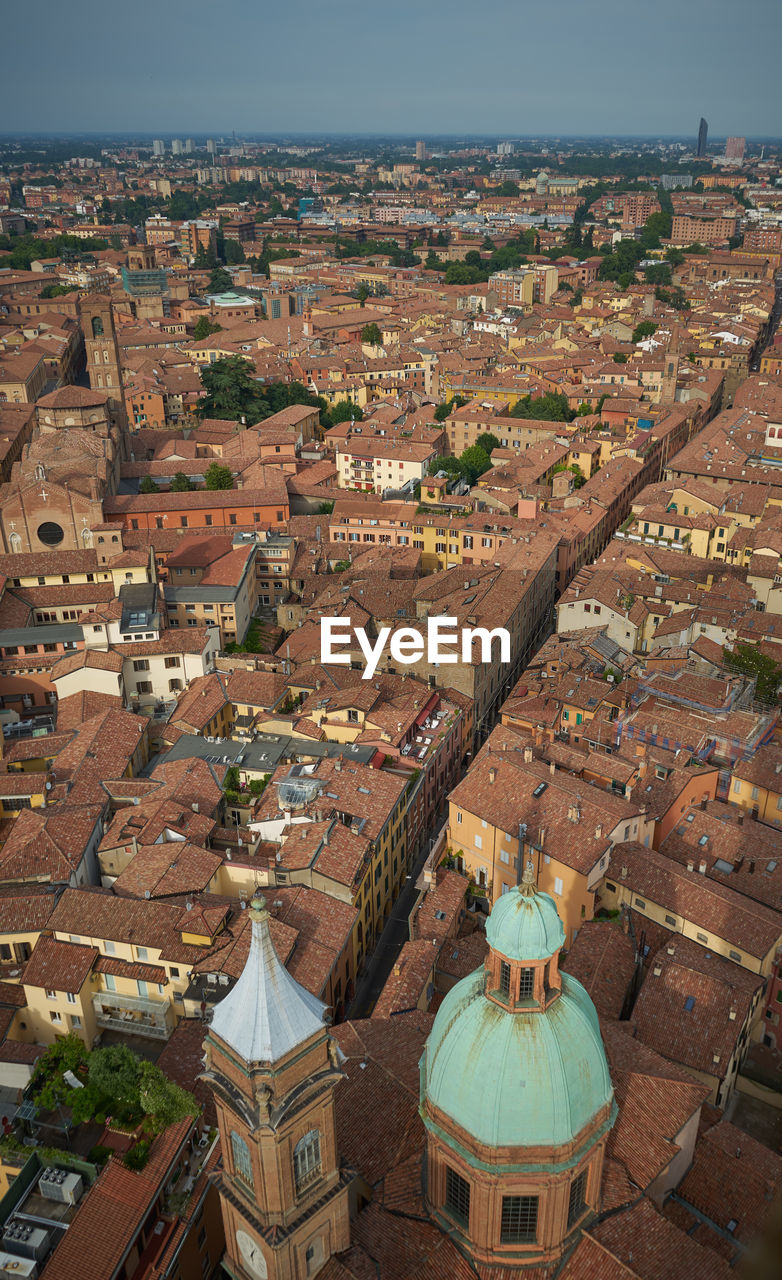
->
xmin=201 ymin=895 xmax=352 ymax=1279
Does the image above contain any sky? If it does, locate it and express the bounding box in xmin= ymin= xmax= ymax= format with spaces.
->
xmin=1 ymin=0 xmax=779 ymax=138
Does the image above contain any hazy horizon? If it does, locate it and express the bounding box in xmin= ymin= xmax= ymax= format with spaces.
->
xmin=1 ymin=0 xmax=778 ymax=137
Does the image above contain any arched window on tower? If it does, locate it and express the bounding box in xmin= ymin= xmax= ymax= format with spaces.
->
xmin=293 ymin=1129 xmax=321 ymax=1193
xmin=230 ymin=1130 xmax=253 ymax=1187
xmin=8 ymin=532 xmax=21 ymax=554
xmin=91 ymin=316 xmax=104 ymax=338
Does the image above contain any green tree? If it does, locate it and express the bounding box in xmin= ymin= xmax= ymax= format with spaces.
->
xmin=223 ymin=239 xmax=245 ymax=265
xmin=139 ymin=475 xmax=157 ymax=494
xmin=433 ymin=395 xmax=467 ymax=423
xmin=89 ymin=1045 xmax=141 ymax=1115
xmin=645 ymin=263 xmax=672 ymax=286
xmin=475 ymin=432 xmax=501 ymax=454
xmin=723 ymin=644 xmax=782 ymax=704
xmin=613 ymin=352 xmax=629 ymax=364
xmin=428 ymin=456 xmax=462 ymax=478
xmin=224 ymin=766 xmax=241 ymax=792
xmin=170 ymin=472 xmax=193 ymax=492
xmin=510 ymin=392 xmax=574 ymax=422
xmin=361 ymin=323 xmax=382 ymax=346
xmin=665 ymin=247 xmax=685 ymax=266
xmin=207 ymin=267 xmax=233 ymax=293
xmin=356 ymin=282 xmax=369 ymax=304
xmin=137 ymin=1061 xmax=197 ymax=1133
xmin=639 ymin=210 xmax=672 ymax=251
xmin=328 ymin=401 xmax=363 ymax=425
xmin=193 ymin=316 xmax=222 ymax=341
xmin=632 ymin=320 xmax=658 ymax=345
xmin=204 ymin=462 xmax=234 ymax=490
xmin=198 ymin=356 xmax=265 ymax=423
xmin=39 ymin=282 xmax=76 ymax=299
xmin=459 ymin=444 xmax=492 ymax=484
xmin=496 ymin=181 xmax=520 ymax=197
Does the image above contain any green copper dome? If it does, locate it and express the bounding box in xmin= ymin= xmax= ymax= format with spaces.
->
xmin=486 ymin=881 xmax=565 ymax=961
xmin=421 ymin=968 xmax=614 ymax=1152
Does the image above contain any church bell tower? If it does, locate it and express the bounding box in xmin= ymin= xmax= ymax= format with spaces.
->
xmin=202 ymin=895 xmax=351 ymax=1280
xmin=80 ymin=293 xmax=127 ymax=432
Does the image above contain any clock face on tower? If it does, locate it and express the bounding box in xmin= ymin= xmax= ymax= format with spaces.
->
xmin=236 ymin=1229 xmax=268 ymax=1278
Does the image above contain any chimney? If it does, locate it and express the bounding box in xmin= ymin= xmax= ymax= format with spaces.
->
xmin=728 ymin=1006 xmax=737 ymax=1021
xmin=621 ymin=865 xmax=628 ymax=879
xmin=334 ymin=758 xmax=342 ymax=771
xmin=687 ymin=860 xmax=694 ymax=872
xmin=699 ymin=860 xmax=707 ymax=874
xmin=549 ymin=761 xmax=555 ymax=776
xmin=523 ymin=747 xmax=533 ymax=763
xmin=595 ymin=823 xmax=602 ymax=839
xmin=489 ymin=767 xmax=497 ymax=784
xmin=737 ymin=811 xmax=744 ymax=826
xmin=653 ymin=963 xmax=662 ymax=976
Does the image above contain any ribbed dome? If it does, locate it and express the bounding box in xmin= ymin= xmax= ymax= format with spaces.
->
xmin=421 ymin=968 xmax=614 ymax=1150
xmin=486 ymin=881 xmax=565 ymax=961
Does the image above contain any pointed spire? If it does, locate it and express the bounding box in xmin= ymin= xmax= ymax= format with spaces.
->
xmin=210 ymin=895 xmax=326 ymax=1064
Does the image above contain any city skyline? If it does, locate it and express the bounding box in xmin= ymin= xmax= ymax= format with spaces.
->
xmin=1 ymin=0 xmax=778 ymax=136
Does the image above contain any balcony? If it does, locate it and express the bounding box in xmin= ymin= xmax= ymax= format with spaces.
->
xmin=92 ymin=990 xmax=171 ymax=1040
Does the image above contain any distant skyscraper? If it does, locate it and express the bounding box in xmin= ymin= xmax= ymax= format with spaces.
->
xmin=497 ymin=141 xmax=514 ymax=156
xmin=415 ymin=140 xmax=428 ymax=161
xmin=725 ymin=136 xmax=746 ymax=161
xmin=206 ymin=139 xmax=217 ymax=157
xmin=184 ymin=138 xmax=194 ymax=154
xmin=171 ymin=138 xmax=184 ymax=155
xmin=696 ymin=117 xmax=708 ymax=157
xmin=152 ymin=139 xmax=165 ymax=157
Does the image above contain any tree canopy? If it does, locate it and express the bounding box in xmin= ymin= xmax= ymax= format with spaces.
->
xmin=509 ymin=391 xmax=575 ymax=422
xmin=632 ymin=320 xmax=658 ymax=345
xmin=361 ymin=323 xmax=382 ymax=346
xmin=31 ymin=1036 xmax=198 ymax=1133
xmin=327 ymin=400 xmax=363 ymax=425
xmin=204 ymin=462 xmax=234 ymax=490
xmin=193 ymin=316 xmax=222 ymax=341
xmin=207 ymin=267 xmax=233 ymax=293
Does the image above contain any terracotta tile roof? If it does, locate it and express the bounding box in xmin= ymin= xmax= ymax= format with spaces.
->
xmin=0 ymin=804 xmax=103 ymax=883
xmin=55 ymin=690 xmax=123 ymax=729
xmin=590 ymin=1196 xmax=732 ymax=1280
xmin=562 ymin=921 xmax=636 ymax=1019
xmin=38 ymin=385 xmax=107 ymax=409
xmin=677 ymin=1117 xmax=782 ymax=1248
xmin=350 ymin=1199 xmax=476 ymax=1280
xmin=558 ymin=1234 xmax=639 ymax=1280
xmin=411 ymin=870 xmax=468 ymax=942
xmin=373 ymin=939 xmax=438 ymax=1018
xmin=609 ymin=842 xmax=782 ymax=959
xmin=435 ymin=930 xmax=489 ymax=980
xmin=0 ymin=886 xmax=55 ymax=933
xmin=602 ymin=1022 xmax=710 ymax=1193
xmin=22 ymin=935 xmax=97 ymax=993
xmin=632 ymin=936 xmax=762 ymax=1082
xmin=93 ymin=955 xmax=167 ymax=984
xmin=113 ymin=841 xmax=221 ymax=899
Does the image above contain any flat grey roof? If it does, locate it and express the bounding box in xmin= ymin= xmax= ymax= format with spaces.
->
xmin=0 ymin=624 xmax=83 ymax=647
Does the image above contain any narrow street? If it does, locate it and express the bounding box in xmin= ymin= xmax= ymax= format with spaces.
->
xmin=347 ymin=820 xmax=448 ymax=1020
